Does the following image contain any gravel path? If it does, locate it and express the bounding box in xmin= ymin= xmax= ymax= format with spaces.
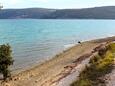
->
xmin=54 ymin=57 xmax=91 ymax=86
xmin=106 ymin=62 xmax=115 ymax=86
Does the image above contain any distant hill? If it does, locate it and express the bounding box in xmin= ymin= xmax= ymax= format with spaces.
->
xmin=1 ymin=6 xmax=115 ymax=19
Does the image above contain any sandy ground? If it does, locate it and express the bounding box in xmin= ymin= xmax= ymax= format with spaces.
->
xmin=54 ymin=56 xmax=91 ymax=86
xmin=1 ymin=36 xmax=115 ymax=86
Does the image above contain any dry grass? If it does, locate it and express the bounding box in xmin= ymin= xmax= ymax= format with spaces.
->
xmin=71 ymin=43 xmax=115 ymax=86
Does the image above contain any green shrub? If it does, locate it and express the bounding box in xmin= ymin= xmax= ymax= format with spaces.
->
xmin=71 ymin=43 xmax=115 ymax=86
xmin=0 ymin=44 xmax=14 ymax=80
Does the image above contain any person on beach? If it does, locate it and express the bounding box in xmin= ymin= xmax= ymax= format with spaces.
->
xmin=78 ymin=41 xmax=82 ymax=44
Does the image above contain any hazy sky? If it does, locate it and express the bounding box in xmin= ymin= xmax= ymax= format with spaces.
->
xmin=1 ymin=0 xmax=115 ymax=9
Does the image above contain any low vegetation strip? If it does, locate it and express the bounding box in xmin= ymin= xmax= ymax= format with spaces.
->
xmin=71 ymin=43 xmax=115 ymax=86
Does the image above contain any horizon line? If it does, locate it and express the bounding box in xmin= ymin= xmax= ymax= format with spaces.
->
xmin=2 ymin=5 xmax=115 ymax=10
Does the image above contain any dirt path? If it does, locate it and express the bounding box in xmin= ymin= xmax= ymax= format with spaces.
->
xmin=53 ymin=56 xmax=91 ymax=86
xmin=104 ymin=61 xmax=115 ymax=86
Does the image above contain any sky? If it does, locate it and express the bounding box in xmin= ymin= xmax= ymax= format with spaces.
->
xmin=1 ymin=0 xmax=115 ymax=9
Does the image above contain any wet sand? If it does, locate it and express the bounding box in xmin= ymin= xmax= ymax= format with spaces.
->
xmin=1 ymin=36 xmax=115 ymax=86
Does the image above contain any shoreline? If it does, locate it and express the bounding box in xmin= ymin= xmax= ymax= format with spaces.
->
xmin=11 ymin=36 xmax=115 ymax=75
xmin=1 ymin=36 xmax=115 ymax=86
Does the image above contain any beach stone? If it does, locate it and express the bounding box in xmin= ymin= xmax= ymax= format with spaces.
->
xmin=3 ymin=83 xmax=10 ymax=86
xmin=13 ymin=77 xmax=20 ymax=81
xmin=17 ymin=77 xmax=20 ymax=80
xmin=30 ymin=73 xmax=35 ymax=77
xmin=35 ymin=80 xmax=38 ymax=83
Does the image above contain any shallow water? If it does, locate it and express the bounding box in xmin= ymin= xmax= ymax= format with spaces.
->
xmin=0 ymin=19 xmax=115 ymax=71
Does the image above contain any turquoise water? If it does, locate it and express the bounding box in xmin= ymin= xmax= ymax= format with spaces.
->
xmin=0 ymin=19 xmax=115 ymax=71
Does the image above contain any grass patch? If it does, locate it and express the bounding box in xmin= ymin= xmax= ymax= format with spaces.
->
xmin=71 ymin=43 xmax=115 ymax=86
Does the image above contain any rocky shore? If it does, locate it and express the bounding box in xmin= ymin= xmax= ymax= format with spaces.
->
xmin=0 ymin=36 xmax=115 ymax=86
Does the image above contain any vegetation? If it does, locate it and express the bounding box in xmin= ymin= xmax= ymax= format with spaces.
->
xmin=0 ymin=44 xmax=14 ymax=80
xmin=71 ymin=43 xmax=115 ymax=86
xmin=1 ymin=6 xmax=115 ymax=19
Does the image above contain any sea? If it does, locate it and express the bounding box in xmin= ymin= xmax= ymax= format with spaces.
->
xmin=0 ymin=19 xmax=115 ymax=72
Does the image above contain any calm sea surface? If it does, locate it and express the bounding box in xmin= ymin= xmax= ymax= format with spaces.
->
xmin=0 ymin=19 xmax=115 ymax=72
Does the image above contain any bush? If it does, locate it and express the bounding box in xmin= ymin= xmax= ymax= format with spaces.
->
xmin=0 ymin=44 xmax=14 ymax=80
xmin=71 ymin=43 xmax=115 ymax=86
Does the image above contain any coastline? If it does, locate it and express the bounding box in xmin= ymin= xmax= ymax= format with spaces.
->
xmin=1 ymin=36 xmax=115 ymax=86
